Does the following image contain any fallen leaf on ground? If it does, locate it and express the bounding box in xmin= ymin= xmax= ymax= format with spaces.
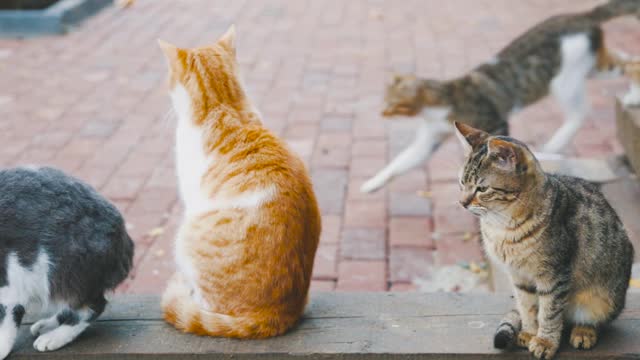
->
xmin=416 ymin=190 xmax=432 ymax=198
xmin=148 ymin=227 xmax=165 ymax=237
xmin=369 ymin=8 xmax=383 ymax=20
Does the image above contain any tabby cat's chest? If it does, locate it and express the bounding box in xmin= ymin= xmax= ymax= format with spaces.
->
xmin=480 ymin=222 xmax=540 ymax=271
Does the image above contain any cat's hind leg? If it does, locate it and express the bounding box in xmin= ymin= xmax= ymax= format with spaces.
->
xmin=360 ymin=116 xmax=452 ymax=193
xmin=566 ymin=287 xmax=616 ymax=350
xmin=0 ymin=304 xmax=25 ymax=359
xmin=33 ymin=296 xmax=106 ymax=352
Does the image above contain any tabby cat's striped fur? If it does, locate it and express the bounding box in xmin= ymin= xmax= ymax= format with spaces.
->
xmin=361 ymin=0 xmax=640 ymax=194
xmin=454 ymin=122 xmax=634 ymax=359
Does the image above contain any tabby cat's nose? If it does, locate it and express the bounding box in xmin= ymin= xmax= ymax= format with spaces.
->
xmin=459 ymin=193 xmax=474 ymax=208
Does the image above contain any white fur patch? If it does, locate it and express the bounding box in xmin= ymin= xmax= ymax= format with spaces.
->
xmin=623 ymin=82 xmax=640 ymax=107
xmin=569 ymin=305 xmax=594 ymax=325
xmin=544 ymin=33 xmax=594 ymax=153
xmin=422 ymin=106 xmax=451 ymax=121
xmin=487 ymin=56 xmax=500 ymax=65
xmin=171 ymin=84 xmax=212 ymax=216
xmin=33 ymin=323 xmax=89 ymax=352
xmin=0 ymin=252 xmax=50 ymax=359
xmin=210 ymin=186 xmax=276 ymax=211
xmin=0 ymin=252 xmax=50 ymax=310
xmin=360 ymin=108 xmax=452 ymax=193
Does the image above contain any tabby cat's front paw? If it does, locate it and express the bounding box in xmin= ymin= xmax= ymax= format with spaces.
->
xmin=528 ymin=336 xmax=559 ymax=360
xmin=516 ymin=331 xmax=534 ymax=348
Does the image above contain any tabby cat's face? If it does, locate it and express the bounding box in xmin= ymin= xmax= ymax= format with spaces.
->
xmin=454 ymin=122 xmax=540 ymax=218
xmin=382 ymin=75 xmax=424 ymax=117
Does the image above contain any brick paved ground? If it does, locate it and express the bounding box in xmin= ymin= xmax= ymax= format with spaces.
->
xmin=0 ymin=0 xmax=637 ymax=293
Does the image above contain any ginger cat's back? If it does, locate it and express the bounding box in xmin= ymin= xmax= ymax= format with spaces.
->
xmin=159 ymin=27 xmax=321 ymax=338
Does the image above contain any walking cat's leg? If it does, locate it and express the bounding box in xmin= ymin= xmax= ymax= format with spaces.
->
xmin=542 ymin=33 xmax=593 ymax=154
xmin=510 ymin=274 xmax=539 ymax=348
xmin=529 ymin=276 xmax=570 ymax=360
xmin=33 ymin=296 xmax=106 ymax=352
xmin=360 ymin=117 xmax=452 ymax=193
xmin=543 ymin=84 xmax=587 ymax=154
xmin=0 ymin=304 xmax=25 ymax=359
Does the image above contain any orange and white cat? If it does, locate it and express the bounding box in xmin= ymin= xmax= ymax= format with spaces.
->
xmin=158 ymin=26 xmax=321 ymax=339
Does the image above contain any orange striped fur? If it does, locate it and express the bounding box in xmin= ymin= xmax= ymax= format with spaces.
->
xmin=158 ymin=26 xmax=321 ymax=339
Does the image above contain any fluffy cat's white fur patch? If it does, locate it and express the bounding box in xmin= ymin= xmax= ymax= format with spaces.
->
xmin=0 ymin=252 xmax=50 ymax=359
xmin=0 ymin=252 xmax=50 ymax=309
xmin=33 ymin=323 xmax=90 ymax=352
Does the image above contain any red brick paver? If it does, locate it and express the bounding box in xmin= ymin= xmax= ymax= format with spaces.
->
xmin=0 ymin=0 xmax=635 ymax=293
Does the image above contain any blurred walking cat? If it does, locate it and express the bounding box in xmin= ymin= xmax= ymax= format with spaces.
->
xmin=362 ymin=0 xmax=640 ymax=193
xmin=158 ymin=26 xmax=321 ymax=339
xmin=454 ymin=122 xmax=633 ymax=359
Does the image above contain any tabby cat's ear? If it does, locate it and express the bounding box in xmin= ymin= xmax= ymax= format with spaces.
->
xmin=158 ymin=39 xmax=185 ymax=69
xmin=218 ymin=25 xmax=237 ymax=56
xmin=454 ymin=121 xmax=488 ymax=156
xmin=488 ymin=138 xmax=518 ymax=171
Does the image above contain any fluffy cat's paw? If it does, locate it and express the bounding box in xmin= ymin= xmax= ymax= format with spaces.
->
xmin=528 ymin=336 xmax=559 ymax=360
xmin=570 ymin=326 xmax=598 ymax=350
xmin=33 ymin=328 xmax=76 ymax=352
xmin=516 ymin=331 xmax=534 ymax=348
xmin=360 ymin=177 xmax=385 ymax=193
xmin=30 ymin=319 xmax=58 ymax=336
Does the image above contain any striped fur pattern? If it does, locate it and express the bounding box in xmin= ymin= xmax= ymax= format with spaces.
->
xmin=158 ymin=27 xmax=321 ymax=339
xmin=383 ymin=0 xmax=640 ymax=130
xmin=454 ymin=122 xmax=634 ymax=359
xmin=363 ymin=0 xmax=640 ymax=194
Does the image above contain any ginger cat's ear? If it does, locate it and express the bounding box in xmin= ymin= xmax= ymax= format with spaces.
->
xmin=488 ymin=138 xmax=519 ymax=171
xmin=218 ymin=25 xmax=237 ymax=56
xmin=454 ymin=121 xmax=488 ymax=156
xmin=158 ymin=39 xmax=185 ymax=69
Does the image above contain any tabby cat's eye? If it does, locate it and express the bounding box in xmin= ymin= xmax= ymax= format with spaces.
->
xmin=477 ymin=186 xmax=488 ymax=193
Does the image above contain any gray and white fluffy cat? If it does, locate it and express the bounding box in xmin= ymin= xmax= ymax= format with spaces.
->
xmin=0 ymin=166 xmax=134 ymax=358
xmin=361 ymin=0 xmax=640 ymax=193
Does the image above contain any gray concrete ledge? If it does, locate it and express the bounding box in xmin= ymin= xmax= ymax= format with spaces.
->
xmin=9 ymin=293 xmax=640 ymax=359
xmin=0 ymin=0 xmax=112 ymax=36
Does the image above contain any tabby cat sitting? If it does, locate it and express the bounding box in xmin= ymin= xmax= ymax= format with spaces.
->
xmin=361 ymin=0 xmax=640 ymax=193
xmin=454 ymin=122 xmax=633 ymax=359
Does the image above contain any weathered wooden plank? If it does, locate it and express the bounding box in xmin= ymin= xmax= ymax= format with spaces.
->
xmin=10 ymin=293 xmax=640 ymax=359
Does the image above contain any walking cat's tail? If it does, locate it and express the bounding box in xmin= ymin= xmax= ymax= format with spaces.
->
xmin=588 ymin=0 xmax=640 ymax=22
xmin=494 ymin=309 xmax=522 ymax=349
xmin=161 ymin=273 xmax=299 ymax=339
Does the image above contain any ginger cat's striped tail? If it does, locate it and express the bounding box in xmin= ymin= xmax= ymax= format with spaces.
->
xmin=162 ymin=274 xmax=299 ymax=339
